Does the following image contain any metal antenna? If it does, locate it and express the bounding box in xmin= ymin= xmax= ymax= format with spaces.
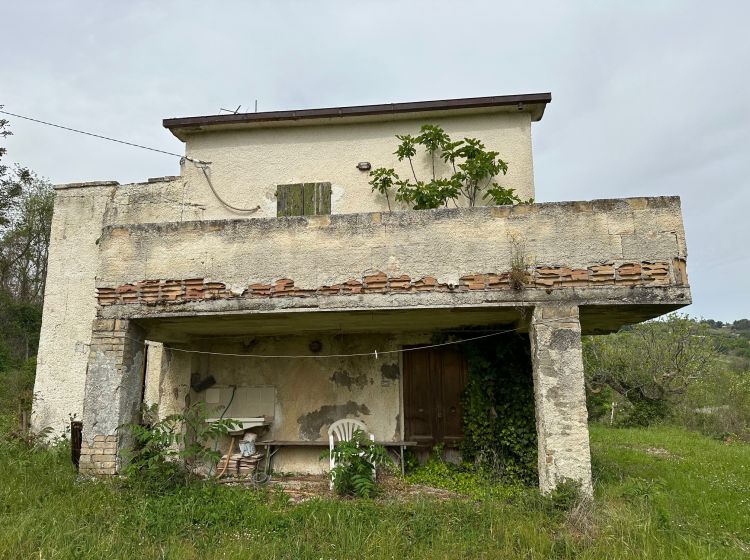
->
xmin=219 ymin=105 xmax=242 ymax=114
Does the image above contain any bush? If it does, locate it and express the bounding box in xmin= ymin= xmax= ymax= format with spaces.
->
xmin=674 ymin=368 xmax=750 ymax=442
xmin=120 ymin=403 xmax=240 ymax=492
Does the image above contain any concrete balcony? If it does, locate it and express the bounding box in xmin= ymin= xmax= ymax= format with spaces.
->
xmin=93 ymin=196 xmax=689 ymax=337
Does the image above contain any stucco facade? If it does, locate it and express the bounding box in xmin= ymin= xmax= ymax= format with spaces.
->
xmin=32 ymin=93 xmax=690 ymax=493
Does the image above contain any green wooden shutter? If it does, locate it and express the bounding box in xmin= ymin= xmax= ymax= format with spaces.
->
xmin=277 ymin=182 xmax=331 ymax=216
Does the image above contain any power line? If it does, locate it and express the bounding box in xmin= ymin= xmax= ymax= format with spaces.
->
xmin=0 ymin=108 xmax=266 ymax=212
xmin=0 ymin=109 xmax=209 ymax=165
xmin=198 ymin=165 xmax=261 ymax=213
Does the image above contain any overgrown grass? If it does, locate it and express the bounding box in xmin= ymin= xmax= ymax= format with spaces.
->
xmin=1 ymin=426 xmax=748 ymax=559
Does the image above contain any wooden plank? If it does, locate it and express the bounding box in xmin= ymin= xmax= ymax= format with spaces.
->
xmin=317 ymin=182 xmax=332 ymax=215
xmin=257 ymin=440 xmax=417 ymax=447
xmin=276 ymin=184 xmax=287 ymax=217
xmin=277 ymin=184 xmax=304 ymax=216
xmin=302 ymin=183 xmax=315 ymax=216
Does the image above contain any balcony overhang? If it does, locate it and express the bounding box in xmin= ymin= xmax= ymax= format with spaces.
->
xmin=94 ymin=196 xmax=690 ymax=339
xmin=123 ymin=293 xmax=687 ymax=343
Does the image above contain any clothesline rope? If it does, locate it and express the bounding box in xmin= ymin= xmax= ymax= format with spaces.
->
xmin=156 ymin=327 xmax=523 ymax=359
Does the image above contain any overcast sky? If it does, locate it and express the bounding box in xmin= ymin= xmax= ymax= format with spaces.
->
xmin=1 ymin=1 xmax=748 ymax=321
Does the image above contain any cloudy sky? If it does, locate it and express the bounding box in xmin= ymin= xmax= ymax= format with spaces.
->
xmin=1 ymin=1 xmax=748 ymax=321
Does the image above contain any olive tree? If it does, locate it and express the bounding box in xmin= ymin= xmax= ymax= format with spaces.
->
xmin=584 ymin=314 xmax=718 ymax=425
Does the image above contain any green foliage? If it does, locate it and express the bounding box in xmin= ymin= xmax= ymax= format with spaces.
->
xmin=584 ymin=314 xmax=718 ymax=426
xmin=120 ymin=403 xmax=240 ymax=491
xmin=0 ymin=357 xmax=36 ymax=436
xmin=484 ymin=183 xmax=531 ymax=205
xmin=1 ymin=426 xmax=749 ymax=558
xmin=367 ymin=167 xmax=397 ymax=211
xmin=543 ymin=478 xmax=582 ymax=512
xmin=586 ymin=382 xmax=617 ymax=422
xmin=393 ymin=177 xmax=461 ymax=210
xmin=675 ymin=366 xmax=750 ymax=441
xmin=406 ymin=454 xmax=526 ymax=501
xmin=369 ymin=124 xmax=529 ymax=210
xmin=325 ymin=429 xmax=390 ymax=498
xmin=460 ymin=332 xmax=538 ymax=483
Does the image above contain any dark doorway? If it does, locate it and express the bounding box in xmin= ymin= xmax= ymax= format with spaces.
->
xmin=403 ymin=346 xmax=468 ymax=448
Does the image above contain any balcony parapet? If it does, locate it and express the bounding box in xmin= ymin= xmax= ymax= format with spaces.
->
xmin=95 ymin=196 xmax=689 ymax=317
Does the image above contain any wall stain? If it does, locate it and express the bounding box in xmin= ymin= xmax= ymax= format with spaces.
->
xmin=380 ymin=363 xmax=400 ymax=381
xmin=297 ymin=401 xmax=371 ymax=440
xmin=329 ymin=369 xmax=370 ymax=390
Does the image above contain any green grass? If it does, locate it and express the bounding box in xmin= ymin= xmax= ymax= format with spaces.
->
xmin=0 ymin=426 xmax=748 ymax=559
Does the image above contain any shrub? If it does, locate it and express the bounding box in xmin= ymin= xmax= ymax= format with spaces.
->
xmin=120 ymin=403 xmax=239 ymax=491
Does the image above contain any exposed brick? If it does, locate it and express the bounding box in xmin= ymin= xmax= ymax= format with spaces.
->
xmin=673 ymin=258 xmax=688 ymax=286
xmin=363 ymin=272 xmax=388 ymax=293
xmin=340 ymin=279 xmax=363 ymax=295
xmin=95 ymin=259 xmax=678 ymax=307
xmin=389 ymin=274 xmax=412 ymax=291
xmin=589 ymin=264 xmax=615 ymax=284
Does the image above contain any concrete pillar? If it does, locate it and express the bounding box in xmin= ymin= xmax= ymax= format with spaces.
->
xmin=79 ymin=318 xmax=145 ymax=475
xmin=529 ymin=305 xmax=593 ymax=495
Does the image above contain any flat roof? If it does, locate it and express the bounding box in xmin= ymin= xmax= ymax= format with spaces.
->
xmin=163 ymin=92 xmax=551 ymax=139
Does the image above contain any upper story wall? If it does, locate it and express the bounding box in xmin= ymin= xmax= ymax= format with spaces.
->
xmin=177 ymin=111 xmax=536 ymax=218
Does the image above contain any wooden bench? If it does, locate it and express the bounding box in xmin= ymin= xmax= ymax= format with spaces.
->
xmin=256 ymin=440 xmax=418 ymax=476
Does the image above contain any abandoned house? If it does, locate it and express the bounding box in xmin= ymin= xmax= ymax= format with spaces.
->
xmin=31 ymin=92 xmax=690 ymax=494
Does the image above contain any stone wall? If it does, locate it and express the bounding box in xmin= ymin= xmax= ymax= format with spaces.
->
xmin=78 ymin=318 xmax=145 ymax=476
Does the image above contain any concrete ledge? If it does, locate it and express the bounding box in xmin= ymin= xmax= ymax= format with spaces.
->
xmin=100 ymin=196 xmax=682 ymax=235
xmin=54 ymin=180 xmax=120 ymax=190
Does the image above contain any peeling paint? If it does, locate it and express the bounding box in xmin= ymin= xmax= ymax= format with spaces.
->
xmin=297 ymin=401 xmax=371 ymax=440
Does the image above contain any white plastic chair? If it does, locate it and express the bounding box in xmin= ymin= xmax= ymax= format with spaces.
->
xmin=327 ymin=418 xmax=375 ymax=489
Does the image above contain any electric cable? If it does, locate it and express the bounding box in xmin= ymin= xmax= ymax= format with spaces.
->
xmin=0 ymin=109 xmax=209 ymax=165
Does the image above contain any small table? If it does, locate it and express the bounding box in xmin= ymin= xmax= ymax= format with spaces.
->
xmin=256 ymin=440 xmax=418 ymax=476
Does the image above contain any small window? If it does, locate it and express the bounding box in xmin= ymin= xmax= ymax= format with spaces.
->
xmin=276 ymin=182 xmax=332 ymax=217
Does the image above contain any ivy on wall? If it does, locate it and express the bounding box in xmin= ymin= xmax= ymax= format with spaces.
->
xmin=460 ymin=332 xmax=538 ymax=483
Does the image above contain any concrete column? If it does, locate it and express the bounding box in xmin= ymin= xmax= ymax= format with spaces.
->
xmin=529 ymin=305 xmax=593 ymax=496
xmin=79 ymin=318 xmax=146 ymax=475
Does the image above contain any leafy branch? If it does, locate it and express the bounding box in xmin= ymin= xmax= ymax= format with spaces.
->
xmin=369 ymin=124 xmax=532 ymax=210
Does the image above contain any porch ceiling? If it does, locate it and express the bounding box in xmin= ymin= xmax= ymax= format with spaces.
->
xmin=138 ymin=302 xmax=684 ymax=343
xmin=140 ymin=306 xmax=524 ymax=343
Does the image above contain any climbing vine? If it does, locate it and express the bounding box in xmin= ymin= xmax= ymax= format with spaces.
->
xmin=460 ymin=332 xmax=538 ymax=483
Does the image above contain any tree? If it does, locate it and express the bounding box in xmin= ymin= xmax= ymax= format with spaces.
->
xmin=0 ymin=108 xmax=53 ymax=308
xmin=0 ymin=107 xmax=54 ymax=437
xmin=0 ymin=169 xmax=53 ymax=305
xmin=369 ymin=124 xmax=531 ymax=210
xmin=583 ymin=314 xmax=718 ymax=425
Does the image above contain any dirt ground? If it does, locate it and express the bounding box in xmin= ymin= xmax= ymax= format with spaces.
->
xmin=220 ymin=473 xmax=459 ymax=503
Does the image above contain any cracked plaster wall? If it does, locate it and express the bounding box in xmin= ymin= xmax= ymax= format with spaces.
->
xmin=162 ymin=332 xmax=415 ymax=474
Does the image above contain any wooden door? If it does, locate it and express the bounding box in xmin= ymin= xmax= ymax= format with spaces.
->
xmin=403 ymin=346 xmax=468 ymax=448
